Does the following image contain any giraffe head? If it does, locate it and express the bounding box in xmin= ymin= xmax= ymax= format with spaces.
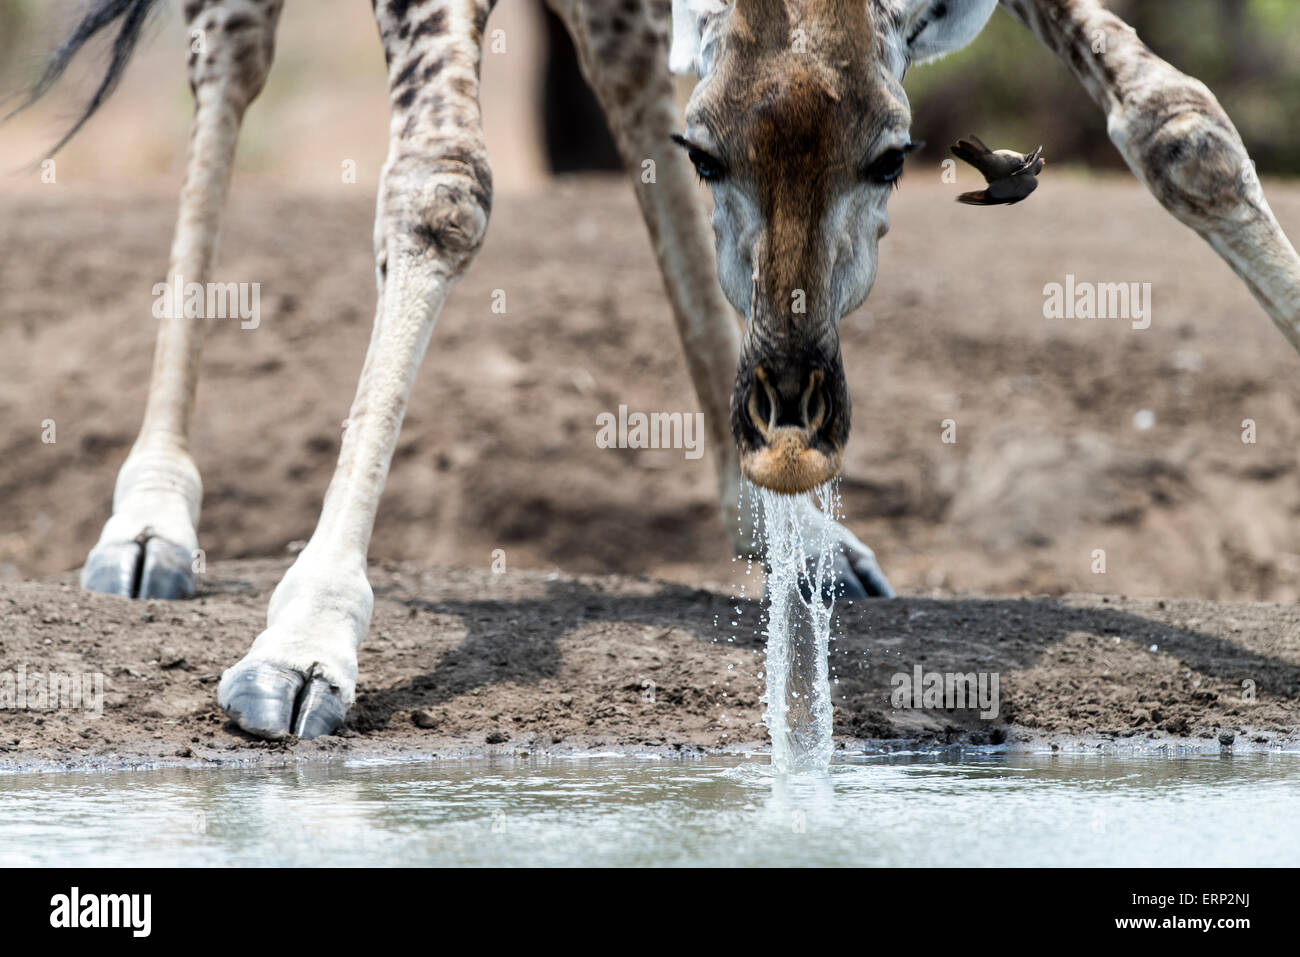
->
xmin=671 ymin=0 xmax=996 ymax=493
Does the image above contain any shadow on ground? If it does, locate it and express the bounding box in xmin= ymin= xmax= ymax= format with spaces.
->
xmin=1 ymin=560 xmax=1296 ymax=768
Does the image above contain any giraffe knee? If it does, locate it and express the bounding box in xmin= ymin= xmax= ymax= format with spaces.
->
xmin=1135 ymin=100 xmax=1256 ymax=225
xmin=386 ymin=154 xmax=493 ymax=272
xmin=412 ymin=176 xmax=491 ymax=264
xmin=185 ymin=0 xmax=282 ymax=106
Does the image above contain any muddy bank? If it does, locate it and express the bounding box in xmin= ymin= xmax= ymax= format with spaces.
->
xmin=1 ymin=560 xmax=1297 ymax=772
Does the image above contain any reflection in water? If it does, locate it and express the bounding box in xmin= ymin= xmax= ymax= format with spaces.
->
xmin=1 ymin=752 xmax=1297 ymax=866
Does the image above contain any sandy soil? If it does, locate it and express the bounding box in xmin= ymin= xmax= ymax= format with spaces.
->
xmin=3 ymin=174 xmax=1300 ymax=767
xmin=1 ymin=559 xmax=1297 ymax=771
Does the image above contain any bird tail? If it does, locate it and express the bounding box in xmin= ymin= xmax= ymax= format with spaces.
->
xmin=956 ymin=189 xmax=995 ymax=205
xmin=950 ymin=134 xmax=992 ymax=166
xmin=2 ymin=0 xmax=165 ymax=156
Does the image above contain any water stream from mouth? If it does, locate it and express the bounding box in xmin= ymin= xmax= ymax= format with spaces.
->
xmin=753 ymin=481 xmax=840 ymax=774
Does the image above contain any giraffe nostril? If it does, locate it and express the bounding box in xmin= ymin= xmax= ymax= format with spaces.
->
xmin=802 ymin=370 xmax=827 ymax=432
xmin=754 ymin=382 xmax=773 ymax=427
xmin=747 ymin=368 xmax=776 ymax=437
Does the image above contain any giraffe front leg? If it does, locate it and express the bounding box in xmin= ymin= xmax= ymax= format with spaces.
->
xmin=81 ymin=0 xmax=283 ymax=600
xmin=1000 ymin=0 xmax=1300 ymax=347
xmin=218 ymin=0 xmax=493 ymax=739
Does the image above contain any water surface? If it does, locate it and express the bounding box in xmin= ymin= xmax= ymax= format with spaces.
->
xmin=2 ymin=752 xmax=1297 ymax=866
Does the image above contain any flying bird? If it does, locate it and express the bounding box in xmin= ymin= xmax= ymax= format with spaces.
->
xmin=950 ymin=135 xmax=1045 ymax=206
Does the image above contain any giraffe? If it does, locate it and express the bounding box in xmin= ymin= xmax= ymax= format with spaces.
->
xmin=16 ymin=0 xmax=1300 ymax=739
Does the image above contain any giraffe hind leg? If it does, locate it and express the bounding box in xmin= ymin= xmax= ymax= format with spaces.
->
xmin=81 ymin=0 xmax=283 ymax=600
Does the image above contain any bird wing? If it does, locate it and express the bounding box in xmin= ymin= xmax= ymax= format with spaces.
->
xmin=956 ymin=175 xmax=1039 ymax=206
xmin=987 ymin=174 xmax=1038 ymax=204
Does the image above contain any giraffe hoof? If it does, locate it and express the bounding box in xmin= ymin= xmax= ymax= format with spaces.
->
xmin=292 ymin=677 xmax=349 ymax=739
xmin=842 ymin=548 xmax=896 ymax=600
xmin=766 ymin=548 xmax=896 ymax=604
xmin=81 ymin=536 xmax=196 ymax=600
xmin=219 ymin=663 xmax=347 ymax=740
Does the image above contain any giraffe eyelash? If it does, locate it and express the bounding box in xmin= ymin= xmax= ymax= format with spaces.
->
xmin=863 ymin=140 xmax=924 ymax=187
xmin=672 ymin=133 xmax=726 ymax=183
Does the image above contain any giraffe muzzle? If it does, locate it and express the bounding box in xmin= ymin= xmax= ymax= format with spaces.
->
xmin=731 ymin=351 xmax=850 ymax=495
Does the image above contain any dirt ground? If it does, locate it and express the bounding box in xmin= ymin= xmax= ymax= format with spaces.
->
xmin=6 ymin=175 xmax=1300 ymax=598
xmin=1 ymin=559 xmax=1297 ymax=771
xmin=3 ymin=174 xmax=1300 ymax=765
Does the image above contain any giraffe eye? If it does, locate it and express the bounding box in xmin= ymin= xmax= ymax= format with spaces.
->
xmin=672 ymin=134 xmax=726 ymax=182
xmin=864 ymin=141 xmax=922 ymax=186
xmin=687 ymin=147 xmax=725 ymax=182
xmin=864 ymin=147 xmax=906 ymax=184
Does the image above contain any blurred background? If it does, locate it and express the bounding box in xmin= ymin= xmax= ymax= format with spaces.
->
xmin=909 ymin=0 xmax=1300 ymax=175
xmin=3 ymin=0 xmax=1300 ymax=603
xmin=4 ymin=0 xmax=1300 ymax=181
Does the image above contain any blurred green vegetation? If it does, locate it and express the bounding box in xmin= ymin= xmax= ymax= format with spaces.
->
xmin=907 ymin=0 xmax=1300 ymax=176
xmin=0 ymin=0 xmax=34 ymax=77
